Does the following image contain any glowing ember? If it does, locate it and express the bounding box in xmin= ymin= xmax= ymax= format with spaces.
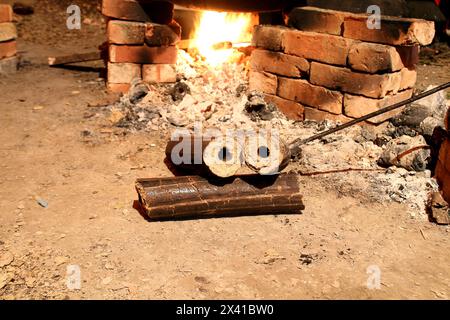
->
xmin=190 ymin=11 xmax=258 ymax=67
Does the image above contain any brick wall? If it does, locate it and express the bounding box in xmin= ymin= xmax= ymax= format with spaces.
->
xmin=102 ymin=0 xmax=180 ymax=93
xmin=0 ymin=4 xmax=18 ymax=75
xmin=436 ymin=107 xmax=450 ymax=203
xmin=250 ymin=6 xmax=435 ymax=122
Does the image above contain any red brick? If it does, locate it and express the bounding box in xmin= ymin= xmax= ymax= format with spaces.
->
xmin=102 ymin=0 xmax=174 ymax=24
xmin=439 ymin=139 xmax=450 ymax=172
xmin=278 ymin=77 xmax=343 ymax=114
xmin=436 ymin=161 xmax=450 ymax=203
xmin=439 ymin=139 xmax=449 ymax=160
xmin=348 ymin=42 xmax=404 ymax=73
xmin=435 ymin=159 xmax=444 ymax=183
xmin=250 ymin=49 xmax=309 ymax=78
xmin=343 ymin=16 xmax=435 ymax=46
xmin=107 ymin=83 xmax=131 ymax=94
xmin=0 ymin=22 xmax=17 ymax=42
xmin=109 ymin=45 xmax=177 ymax=64
xmin=288 ymin=6 xmax=345 ymax=35
xmin=107 ymin=62 xmax=141 ymax=84
xmin=348 ymin=43 xmax=420 ymax=73
xmin=0 ymin=40 xmax=16 ymax=59
xmin=282 ymin=30 xmax=355 ymax=66
xmin=252 ymin=25 xmax=288 ymax=51
xmin=396 ymin=45 xmax=420 ymax=69
xmin=145 ymin=21 xmax=181 ymax=46
xmin=307 ymin=0 xmax=409 ymax=16
xmin=399 ymin=68 xmax=417 ymax=90
xmin=445 ymin=108 xmax=449 ymax=131
xmin=443 ymin=178 xmax=450 ymax=204
xmin=142 ymin=64 xmax=177 ymax=83
xmin=263 ymin=94 xmax=305 ymax=121
xmin=102 ymin=0 xmax=149 ymax=21
xmin=107 ymin=20 xmax=145 ymax=45
xmin=0 ymin=4 xmax=13 ymax=23
xmin=310 ymin=62 xmax=402 ymax=98
xmin=344 ymin=89 xmax=413 ymax=124
xmin=249 ymin=71 xmax=277 ymax=95
xmin=304 ymin=107 xmax=352 ymax=123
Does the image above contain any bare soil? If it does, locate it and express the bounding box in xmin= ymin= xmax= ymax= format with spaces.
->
xmin=0 ymin=1 xmax=450 ymax=300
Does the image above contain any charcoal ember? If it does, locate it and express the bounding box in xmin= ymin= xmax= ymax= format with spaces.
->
xmin=373 ymin=135 xmax=391 ymax=147
xmin=388 ymin=125 xmax=418 ymax=138
xmin=235 ymin=84 xmax=247 ymax=97
xmin=354 ymin=127 xmax=376 ymax=143
xmin=317 ymin=120 xmax=335 ymax=132
xmin=391 ymin=86 xmax=447 ymax=136
xmin=378 ymin=135 xmax=431 ymax=172
xmin=391 ymin=104 xmax=445 ymax=137
xmin=116 ymin=107 xmax=158 ymax=130
xmin=128 ymin=82 xmax=149 ymax=104
xmin=391 ymin=104 xmax=431 ymax=129
xmin=245 ymin=92 xmax=275 ymax=121
xmin=300 ymin=120 xmax=319 ymax=128
xmin=420 ymin=116 xmax=444 ymax=137
xmin=355 ymin=126 xmax=393 ymax=146
xmin=170 ymin=82 xmax=191 ymax=102
xmin=321 ymin=135 xmax=341 ymax=144
xmin=361 ymin=128 xmax=377 ymax=142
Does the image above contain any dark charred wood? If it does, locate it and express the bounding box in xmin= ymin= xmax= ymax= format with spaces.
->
xmin=165 ymin=135 xmax=213 ymax=176
xmin=135 ymin=173 xmax=304 ymax=220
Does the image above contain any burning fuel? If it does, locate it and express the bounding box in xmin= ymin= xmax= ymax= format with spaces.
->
xmin=189 ymin=11 xmax=258 ymax=67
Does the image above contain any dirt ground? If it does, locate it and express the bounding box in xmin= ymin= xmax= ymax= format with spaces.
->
xmin=1 ymin=1 xmax=450 ymax=300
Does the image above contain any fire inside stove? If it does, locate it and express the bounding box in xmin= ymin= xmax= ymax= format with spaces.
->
xmin=187 ymin=11 xmax=259 ymax=67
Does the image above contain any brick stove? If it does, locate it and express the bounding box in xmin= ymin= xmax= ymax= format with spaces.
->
xmin=102 ymin=1 xmax=436 ymax=125
xmin=0 ymin=4 xmax=18 ymax=75
xmin=250 ymin=7 xmax=435 ymax=123
xmin=103 ymin=0 xmax=181 ymax=93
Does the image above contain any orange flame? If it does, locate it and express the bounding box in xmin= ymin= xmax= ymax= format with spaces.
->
xmin=190 ymin=11 xmax=258 ymax=67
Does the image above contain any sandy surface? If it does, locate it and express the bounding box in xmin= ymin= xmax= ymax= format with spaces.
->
xmin=0 ymin=0 xmax=450 ymax=299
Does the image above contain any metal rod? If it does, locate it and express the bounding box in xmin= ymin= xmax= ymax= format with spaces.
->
xmin=289 ymin=82 xmax=450 ymax=156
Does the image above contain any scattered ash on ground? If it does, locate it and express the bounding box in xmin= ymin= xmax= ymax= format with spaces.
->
xmin=88 ymin=49 xmax=450 ymax=219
